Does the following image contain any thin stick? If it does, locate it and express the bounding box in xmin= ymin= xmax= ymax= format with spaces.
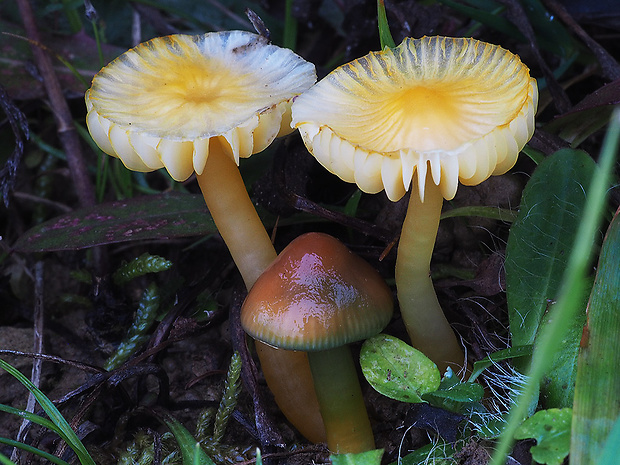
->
xmin=11 ymin=261 xmax=45 ymax=462
xmin=16 ymin=0 xmax=96 ymax=207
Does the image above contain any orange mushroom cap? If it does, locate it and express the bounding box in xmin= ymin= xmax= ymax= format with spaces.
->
xmin=241 ymin=233 xmax=393 ymax=351
xmin=291 ymin=36 xmax=538 ymax=202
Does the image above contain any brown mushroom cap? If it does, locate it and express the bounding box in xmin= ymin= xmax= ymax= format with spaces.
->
xmin=241 ymin=233 xmax=393 ymax=351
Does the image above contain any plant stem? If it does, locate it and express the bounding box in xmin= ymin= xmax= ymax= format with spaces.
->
xmin=308 ymin=346 xmax=375 ymax=454
xmin=196 ymin=142 xmax=326 ymax=442
xmin=395 ymin=175 xmax=466 ymax=375
xmin=17 ymin=0 xmax=95 ymax=208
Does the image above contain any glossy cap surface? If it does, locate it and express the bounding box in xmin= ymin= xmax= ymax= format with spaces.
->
xmin=241 ymin=233 xmax=393 ymax=351
xmin=291 ymin=36 xmax=538 ymax=202
xmin=86 ymin=31 xmax=316 ymax=181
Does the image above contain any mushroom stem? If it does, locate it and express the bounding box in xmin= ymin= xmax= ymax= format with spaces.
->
xmin=196 ymin=142 xmax=326 ymax=443
xmin=307 ymin=346 xmax=375 ymax=454
xmin=395 ymin=174 xmax=466 ymax=375
xmin=255 ymin=343 xmax=327 ymax=444
xmin=196 ymin=141 xmax=276 ymax=290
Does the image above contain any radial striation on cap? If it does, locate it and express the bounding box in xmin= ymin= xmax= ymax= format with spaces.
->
xmin=86 ymin=31 xmax=316 ymax=181
xmin=291 ymin=36 xmax=538 ymax=202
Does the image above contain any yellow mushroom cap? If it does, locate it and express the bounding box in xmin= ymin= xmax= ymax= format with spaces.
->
xmin=86 ymin=31 xmax=316 ymax=181
xmin=291 ymin=36 xmax=538 ymax=202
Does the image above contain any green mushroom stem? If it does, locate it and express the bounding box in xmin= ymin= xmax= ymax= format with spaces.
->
xmin=308 ymin=347 xmax=375 ymax=454
xmin=395 ymin=175 xmax=466 ymax=375
xmin=196 ymin=143 xmax=327 ymax=443
xmin=240 ymin=232 xmax=394 ymax=454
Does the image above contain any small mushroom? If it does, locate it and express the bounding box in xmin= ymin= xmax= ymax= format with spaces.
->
xmin=85 ymin=31 xmax=325 ymax=442
xmin=291 ymin=36 xmax=538 ymax=374
xmin=241 ymin=232 xmax=394 ymax=454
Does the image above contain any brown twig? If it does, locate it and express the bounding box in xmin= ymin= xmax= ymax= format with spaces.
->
xmin=229 ymin=285 xmax=286 ymax=456
xmin=11 ymin=261 xmax=45 ymax=463
xmin=16 ymin=0 xmax=96 ymax=207
xmin=541 ymin=0 xmax=620 ymax=81
xmin=498 ymin=0 xmax=572 ymax=114
xmin=0 ymin=84 xmax=29 ymax=208
xmin=12 ymin=191 xmax=73 ymax=212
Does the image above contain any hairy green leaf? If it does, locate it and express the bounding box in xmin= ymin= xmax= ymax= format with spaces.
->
xmin=360 ymin=334 xmax=440 ymax=403
xmin=331 ymin=449 xmax=384 ymax=465
xmin=506 ymin=148 xmax=595 ymax=408
xmin=514 ymin=408 xmax=572 ymax=465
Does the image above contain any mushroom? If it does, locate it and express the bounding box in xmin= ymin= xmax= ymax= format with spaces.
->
xmin=241 ymin=232 xmax=394 ymax=454
xmin=85 ymin=31 xmax=325 ymax=442
xmin=291 ymin=36 xmax=538 ymax=374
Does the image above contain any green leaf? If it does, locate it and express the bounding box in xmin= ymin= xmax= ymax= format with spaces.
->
xmin=331 ymin=449 xmax=384 ymax=465
xmin=491 ymin=109 xmax=619 ymax=465
xmin=423 ymin=380 xmax=484 ymax=404
xmin=388 ymin=442 xmax=453 ymax=465
xmin=0 ymin=438 xmax=71 ymax=465
xmin=162 ymin=416 xmax=215 ymax=465
xmin=514 ymin=408 xmax=572 ymax=465
xmin=571 ymin=207 xmax=620 ymax=464
xmin=376 ymin=0 xmax=395 ymax=49
xmin=422 ymin=369 xmax=485 ymax=416
xmin=469 ymin=345 xmax=533 ymax=382
xmin=12 ymin=192 xmax=217 ymax=252
xmin=360 ymin=334 xmax=440 ymax=403
xmin=440 ymin=205 xmax=518 ymax=222
xmin=505 ymin=148 xmax=596 ymax=408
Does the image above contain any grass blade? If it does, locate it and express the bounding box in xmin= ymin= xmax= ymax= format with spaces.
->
xmin=0 ymin=452 xmax=16 ymax=465
xmin=0 ymin=403 xmax=61 ymax=433
xmin=162 ymin=415 xmax=215 ymax=465
xmin=571 ymin=206 xmax=620 ymax=463
xmin=0 ymin=438 xmax=71 ymax=465
xmin=490 ymin=109 xmax=620 ymax=465
xmin=0 ymin=359 xmax=96 ymax=465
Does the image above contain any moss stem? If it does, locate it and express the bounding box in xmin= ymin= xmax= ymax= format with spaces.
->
xmin=395 ymin=174 xmax=466 ymax=375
